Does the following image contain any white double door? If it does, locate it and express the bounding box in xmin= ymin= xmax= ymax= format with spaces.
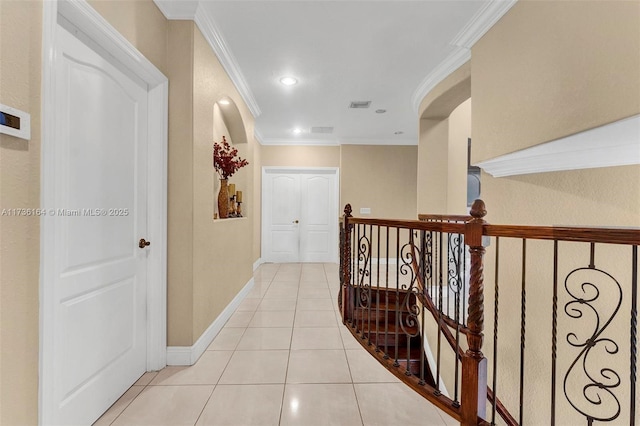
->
xmin=43 ymin=21 xmax=150 ymax=425
xmin=263 ymin=169 xmax=338 ymax=263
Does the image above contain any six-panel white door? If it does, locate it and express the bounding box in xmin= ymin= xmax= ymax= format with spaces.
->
xmin=49 ymin=23 xmax=149 ymax=425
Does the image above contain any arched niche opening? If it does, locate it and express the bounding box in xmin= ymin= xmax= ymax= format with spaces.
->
xmin=213 ymin=97 xmax=249 ymax=219
xmin=213 ymin=97 xmax=247 ymax=145
xmin=417 ymin=64 xmax=474 ymax=214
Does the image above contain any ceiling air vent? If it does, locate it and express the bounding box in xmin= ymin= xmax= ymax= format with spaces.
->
xmin=349 ymin=101 xmax=371 ymax=109
xmin=311 ymin=127 xmax=334 ymax=134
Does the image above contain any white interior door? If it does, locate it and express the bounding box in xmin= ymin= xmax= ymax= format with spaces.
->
xmin=263 ymin=169 xmax=338 ymax=263
xmin=48 ymin=23 xmax=149 ymax=424
xmin=299 ymin=173 xmax=336 ymax=262
xmin=264 ymin=173 xmax=301 ymax=262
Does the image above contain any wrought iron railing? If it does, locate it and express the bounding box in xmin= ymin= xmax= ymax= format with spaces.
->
xmin=339 ymin=200 xmax=638 ymax=426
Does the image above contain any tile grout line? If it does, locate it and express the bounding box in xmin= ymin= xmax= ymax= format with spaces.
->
xmin=193 ymin=264 xmax=280 ymax=425
xmin=277 ymin=263 xmax=294 ymax=426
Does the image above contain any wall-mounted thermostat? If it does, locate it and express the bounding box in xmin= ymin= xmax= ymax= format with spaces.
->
xmin=0 ymin=103 xmax=31 ymax=140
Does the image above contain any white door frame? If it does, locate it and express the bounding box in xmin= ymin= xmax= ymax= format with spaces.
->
xmin=40 ymin=1 xmax=168 ymax=423
xmin=261 ymin=166 xmax=340 ymax=263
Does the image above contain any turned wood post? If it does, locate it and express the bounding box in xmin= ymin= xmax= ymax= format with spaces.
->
xmin=341 ymin=204 xmax=353 ymax=324
xmin=461 ymin=200 xmax=488 ymax=425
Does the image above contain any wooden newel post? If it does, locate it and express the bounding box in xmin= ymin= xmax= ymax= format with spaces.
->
xmin=461 ymin=199 xmax=488 ymax=425
xmin=341 ymin=204 xmax=353 ymax=324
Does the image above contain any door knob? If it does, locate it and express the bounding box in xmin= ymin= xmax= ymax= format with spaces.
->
xmin=293 ymin=220 xmax=299 ymax=224
xmin=139 ymin=238 xmax=151 ymax=248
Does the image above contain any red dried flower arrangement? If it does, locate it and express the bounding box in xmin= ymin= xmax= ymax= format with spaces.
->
xmin=213 ymin=136 xmax=249 ymax=179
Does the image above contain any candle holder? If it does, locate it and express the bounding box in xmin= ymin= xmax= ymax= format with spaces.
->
xmin=229 ymin=195 xmax=237 ymax=217
xmin=236 ymin=201 xmax=243 ymax=217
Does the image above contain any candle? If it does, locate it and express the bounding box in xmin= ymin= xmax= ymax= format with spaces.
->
xmin=228 ymin=183 xmax=235 ymax=197
xmin=236 ymin=190 xmax=242 ymax=202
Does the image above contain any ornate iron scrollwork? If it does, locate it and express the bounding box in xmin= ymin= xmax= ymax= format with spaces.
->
xmin=563 ymin=266 xmax=623 ymax=423
xmin=447 ymin=233 xmax=464 ymax=293
xmin=399 ymin=236 xmax=421 ymax=338
xmin=357 ymin=233 xmax=372 ymax=310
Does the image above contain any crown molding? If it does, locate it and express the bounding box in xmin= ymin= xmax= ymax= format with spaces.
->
xmin=411 ymin=47 xmax=470 ymax=114
xmin=259 ymin=137 xmax=418 ymax=147
xmin=450 ymin=0 xmax=518 ymax=49
xmin=194 ymin=8 xmax=261 ymax=118
xmin=153 ymin=0 xmax=198 ymax=20
xmin=411 ymin=0 xmax=518 ymax=114
xmin=254 ymin=129 xmax=264 ymax=145
xmin=340 ymin=137 xmax=418 ymax=146
xmin=476 ymin=115 xmax=640 ymax=178
xmin=153 ymin=1 xmax=262 ymax=118
xmin=260 ymin=138 xmax=340 ymax=147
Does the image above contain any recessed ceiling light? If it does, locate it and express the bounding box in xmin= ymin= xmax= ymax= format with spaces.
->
xmin=375 ymin=109 xmax=386 ymax=114
xmin=219 ymin=99 xmax=230 ymax=105
xmin=280 ymin=76 xmax=298 ymax=86
xmin=394 ymin=131 xmax=404 ymax=135
xmin=292 ymin=128 xmax=303 ymax=134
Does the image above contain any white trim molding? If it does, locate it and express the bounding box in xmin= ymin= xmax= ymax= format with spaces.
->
xmin=166 ymin=278 xmax=255 ymax=366
xmin=254 ymin=129 xmax=264 ymax=145
xmin=340 ymin=137 xmax=418 ymax=146
xmin=450 ymin=0 xmax=518 ymax=49
xmin=253 ymin=258 xmax=264 ymax=271
xmin=40 ymin=0 xmax=168 ymax=423
xmin=259 ymin=137 xmax=418 ymax=146
xmin=152 ymin=0 xmax=261 ymax=118
xmin=411 ymin=48 xmax=471 ymax=115
xmin=153 ymin=0 xmax=198 ymax=19
xmin=411 ymin=0 xmax=518 ymax=114
xmin=476 ymin=114 xmax=640 ymax=177
xmin=260 ymin=137 xmax=340 ymax=147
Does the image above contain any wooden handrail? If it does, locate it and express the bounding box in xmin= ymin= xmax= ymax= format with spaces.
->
xmin=349 ymin=218 xmax=640 ymax=245
xmin=343 ymin=200 xmax=638 ymax=425
xmin=418 ymin=213 xmax=471 ymax=222
xmin=483 ymin=224 xmax=640 ymax=245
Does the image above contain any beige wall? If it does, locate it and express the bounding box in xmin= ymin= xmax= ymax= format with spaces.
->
xmin=0 ymin=1 xmax=259 ymax=420
xmin=447 ymin=99 xmax=471 ymax=214
xmin=261 ymin=145 xmax=341 ymax=168
xmin=253 ymin=142 xmax=262 ymax=261
xmin=340 ymin=145 xmax=417 ymax=220
xmin=88 ymin=0 xmax=168 ymax=75
xmin=0 ymin=2 xmax=42 ymax=424
xmin=166 ymin=20 xmax=194 ymax=346
xmin=471 ymin=0 xmax=640 ymax=227
xmin=191 ymin=26 xmax=255 ymax=341
xmin=473 ymin=0 xmax=640 ymax=162
xmin=469 ymin=1 xmax=640 ymax=424
xmin=417 ymin=118 xmax=449 ymax=214
xmin=417 ymin=63 xmax=471 ymax=215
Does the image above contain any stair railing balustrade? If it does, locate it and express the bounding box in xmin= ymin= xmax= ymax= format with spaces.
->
xmin=338 ymin=200 xmax=638 ymax=426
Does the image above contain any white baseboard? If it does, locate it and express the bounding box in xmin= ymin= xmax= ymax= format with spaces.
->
xmin=253 ymin=258 xmax=264 ymax=271
xmin=166 ymin=277 xmax=255 ymax=366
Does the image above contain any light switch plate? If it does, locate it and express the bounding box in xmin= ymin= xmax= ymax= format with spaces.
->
xmin=0 ymin=103 xmax=31 ymax=140
xmin=360 ymin=207 xmax=371 ymax=214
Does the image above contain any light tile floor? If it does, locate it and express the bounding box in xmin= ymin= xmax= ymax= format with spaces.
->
xmin=95 ymin=263 xmax=457 ymax=426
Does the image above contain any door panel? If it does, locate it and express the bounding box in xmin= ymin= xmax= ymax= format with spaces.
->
xmin=52 ymin=24 xmax=148 ymax=425
xmin=299 ymin=174 xmax=336 ymax=262
xmin=63 ymin=56 xmax=138 ymax=270
xmin=267 ymin=174 xmax=300 ymax=262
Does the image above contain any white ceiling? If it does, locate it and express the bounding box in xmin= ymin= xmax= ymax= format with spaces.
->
xmin=155 ymin=0 xmax=517 ymax=146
